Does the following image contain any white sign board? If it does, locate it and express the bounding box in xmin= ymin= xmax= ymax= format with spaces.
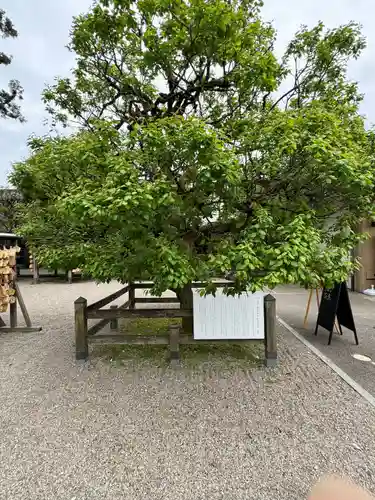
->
xmin=193 ymin=289 xmax=265 ymax=340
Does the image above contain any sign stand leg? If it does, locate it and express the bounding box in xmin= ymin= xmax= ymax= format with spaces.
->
xmin=336 ymin=320 xmax=342 ymax=335
xmin=353 ymin=328 xmax=359 ymax=346
xmin=314 ymin=286 xmax=321 ymax=337
xmin=328 ymin=328 xmax=335 ymax=346
xmin=315 ymin=288 xmax=320 ymax=308
xmin=303 ymin=289 xmax=313 ymax=328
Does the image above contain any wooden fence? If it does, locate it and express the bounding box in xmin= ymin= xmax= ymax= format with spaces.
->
xmin=74 ymin=282 xmax=277 ymax=367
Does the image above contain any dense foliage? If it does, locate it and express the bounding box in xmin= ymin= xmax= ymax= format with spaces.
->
xmin=0 ymin=9 xmax=24 ymax=121
xmin=11 ymin=0 xmax=375 ymax=307
xmin=0 ymin=188 xmax=22 ymax=232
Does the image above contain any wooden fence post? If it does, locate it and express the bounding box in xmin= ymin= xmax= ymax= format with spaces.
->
xmin=75 ymin=297 xmax=88 ymax=360
xmin=9 ymin=300 xmax=17 ymax=328
xmin=169 ymin=324 xmax=180 ymax=366
xmin=10 ymin=266 xmax=18 ymax=328
xmin=110 ymin=304 xmax=118 ymax=330
xmin=264 ymin=294 xmax=277 ymax=367
xmin=129 ymin=282 xmax=135 ymax=309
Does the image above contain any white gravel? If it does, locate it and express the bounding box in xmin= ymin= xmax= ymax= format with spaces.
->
xmin=0 ymin=280 xmax=374 ymax=500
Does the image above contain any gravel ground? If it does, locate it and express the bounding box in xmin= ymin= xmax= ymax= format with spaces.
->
xmin=0 ymin=280 xmax=375 ymax=500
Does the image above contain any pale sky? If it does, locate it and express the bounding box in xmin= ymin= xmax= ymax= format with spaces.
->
xmin=0 ymin=0 xmax=374 ymax=185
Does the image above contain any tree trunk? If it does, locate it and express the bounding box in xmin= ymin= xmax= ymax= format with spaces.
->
xmin=176 ymin=283 xmax=193 ymax=335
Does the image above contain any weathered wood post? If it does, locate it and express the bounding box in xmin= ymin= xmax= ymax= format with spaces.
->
xmin=75 ymin=297 xmax=88 ymax=360
xmin=9 ymin=299 xmax=17 ymax=328
xmin=169 ymin=324 xmax=180 ymax=366
xmin=264 ymin=293 xmax=277 ymax=367
xmin=110 ymin=304 xmax=118 ymax=330
xmin=129 ymin=281 xmax=135 ymax=309
xmin=67 ymin=270 xmax=73 ymax=284
xmin=14 ymin=283 xmax=32 ymax=327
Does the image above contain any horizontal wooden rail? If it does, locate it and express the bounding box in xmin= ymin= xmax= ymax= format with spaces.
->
xmin=88 ymin=296 xmax=132 ymax=336
xmin=88 ymin=334 xmax=262 ymax=346
xmin=132 ymin=283 xmax=157 ymax=289
xmin=88 ymin=318 xmax=110 ymax=337
xmin=87 ymin=308 xmax=192 ymax=319
xmin=135 ymin=297 xmax=180 ymax=304
xmin=0 ymin=326 xmax=42 ymax=333
xmin=87 ymin=284 xmax=130 ymax=311
xmin=89 ymin=334 xmax=170 ymax=345
xmin=132 ymin=281 xmax=235 ymax=290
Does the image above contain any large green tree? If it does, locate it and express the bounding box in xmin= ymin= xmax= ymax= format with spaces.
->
xmin=11 ymin=0 xmax=375 ymax=331
xmin=0 ymin=188 xmax=22 ymax=232
xmin=0 ymin=9 xmax=24 ymax=121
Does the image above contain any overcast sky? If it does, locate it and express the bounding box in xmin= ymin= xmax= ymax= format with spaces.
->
xmin=0 ymin=0 xmax=374 ymax=185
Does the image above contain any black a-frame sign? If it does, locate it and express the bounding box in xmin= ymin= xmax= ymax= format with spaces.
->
xmin=314 ymin=282 xmax=359 ymax=346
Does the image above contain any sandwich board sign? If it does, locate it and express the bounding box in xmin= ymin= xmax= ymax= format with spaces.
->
xmin=314 ymin=282 xmax=358 ymax=345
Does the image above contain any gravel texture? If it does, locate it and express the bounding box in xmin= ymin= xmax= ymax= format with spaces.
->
xmin=0 ymin=280 xmax=375 ymax=500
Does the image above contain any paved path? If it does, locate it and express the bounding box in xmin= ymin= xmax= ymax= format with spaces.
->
xmin=0 ymin=281 xmax=374 ymax=499
xmin=275 ymin=285 xmax=375 ymax=398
